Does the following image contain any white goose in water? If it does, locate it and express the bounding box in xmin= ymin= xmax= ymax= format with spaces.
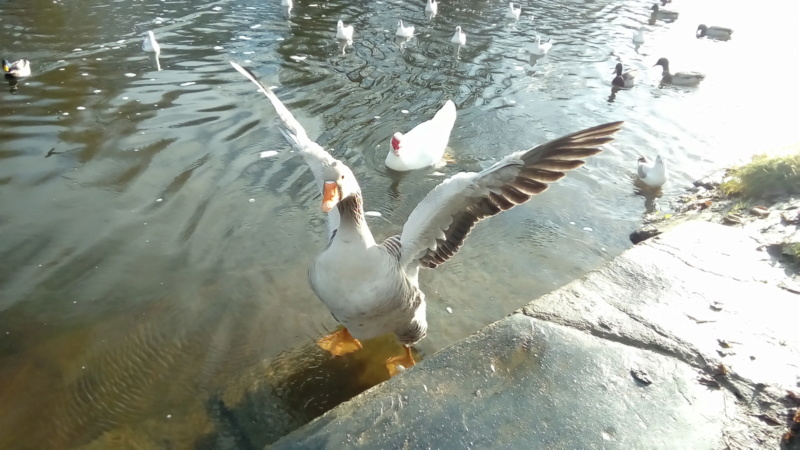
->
xmin=396 ymin=20 xmax=415 ymax=38
xmin=696 ymin=24 xmax=733 ymax=40
xmin=654 ymin=57 xmax=705 ymax=86
xmin=336 ymin=20 xmax=354 ymax=44
xmin=386 ymin=100 xmax=457 ymax=171
xmin=529 ymin=35 xmax=553 ymax=56
xmin=451 ymin=26 xmax=466 ymax=45
xmin=230 ymin=61 xmax=623 ymax=375
xmin=141 ymin=30 xmax=160 ymax=53
xmin=425 ymin=0 xmax=437 ymax=19
xmin=638 ymin=155 xmax=668 ymax=187
xmin=505 ymin=2 xmax=521 ymax=20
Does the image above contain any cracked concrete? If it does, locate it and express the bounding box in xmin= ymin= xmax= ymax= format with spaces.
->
xmin=271 ymin=221 xmax=800 ymax=449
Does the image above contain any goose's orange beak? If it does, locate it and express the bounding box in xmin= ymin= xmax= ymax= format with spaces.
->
xmin=321 ymin=181 xmax=339 ymax=212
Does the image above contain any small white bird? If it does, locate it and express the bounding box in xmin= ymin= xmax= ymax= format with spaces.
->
xmin=281 ymin=0 xmax=293 ymax=10
xmin=451 ymin=26 xmax=466 ymax=45
xmin=425 ymin=0 xmax=438 ymax=19
xmin=529 ymin=35 xmax=553 ymax=56
xmin=637 ymin=155 xmax=668 ymax=188
xmin=142 ymin=30 xmax=160 ymax=53
xmin=337 ymin=20 xmax=354 ymax=44
xmin=396 ymin=20 xmax=415 ymax=38
xmin=2 ymin=59 xmax=31 ymax=78
xmin=506 ymin=2 xmax=521 ymax=20
xmin=633 ymin=27 xmax=645 ymax=44
xmin=696 ymin=24 xmax=733 ymax=41
xmin=654 ymin=57 xmax=705 ymax=86
xmin=612 ymin=63 xmax=637 ymax=89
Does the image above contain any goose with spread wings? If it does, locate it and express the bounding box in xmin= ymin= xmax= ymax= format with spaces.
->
xmin=230 ymin=62 xmax=623 ymax=375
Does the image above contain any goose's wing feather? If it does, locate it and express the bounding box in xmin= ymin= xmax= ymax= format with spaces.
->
xmin=398 ymin=121 xmax=623 ymax=269
xmin=230 ymin=62 xmax=341 ymax=238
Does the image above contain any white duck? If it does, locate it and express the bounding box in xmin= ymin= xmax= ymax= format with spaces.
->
xmin=506 ymin=2 xmax=521 ymax=20
xmin=612 ymin=63 xmax=637 ymax=89
xmin=654 ymin=57 xmax=705 ymax=86
xmin=396 ymin=20 xmax=415 ymax=38
xmin=650 ymin=4 xmax=679 ymax=21
xmin=638 ymin=155 xmax=668 ymax=187
xmin=425 ymin=0 xmax=437 ymax=19
xmin=141 ymin=30 xmax=160 ymax=53
xmin=336 ymin=20 xmax=354 ymax=44
xmin=385 ymin=100 xmax=457 ymax=171
xmin=2 ymin=59 xmax=31 ymax=78
xmin=451 ymin=26 xmax=466 ymax=45
xmin=696 ymin=24 xmax=733 ymax=40
xmin=529 ymin=35 xmax=553 ymax=56
xmin=230 ymin=61 xmax=623 ymax=375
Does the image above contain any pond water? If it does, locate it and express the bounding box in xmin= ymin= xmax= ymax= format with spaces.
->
xmin=1 ymin=0 xmax=798 ymax=447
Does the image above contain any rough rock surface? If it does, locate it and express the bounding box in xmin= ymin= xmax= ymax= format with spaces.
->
xmin=272 ymin=221 xmax=800 ymax=449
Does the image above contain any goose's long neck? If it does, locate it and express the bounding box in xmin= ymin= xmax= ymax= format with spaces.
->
xmin=337 ymin=193 xmax=375 ymax=246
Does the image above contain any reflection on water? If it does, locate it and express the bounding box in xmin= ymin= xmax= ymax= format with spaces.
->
xmin=1 ymin=0 xmax=798 ymax=446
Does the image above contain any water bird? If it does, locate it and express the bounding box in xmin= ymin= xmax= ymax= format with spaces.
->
xmin=230 ymin=61 xmax=623 ymax=376
xmin=336 ymin=20 xmax=354 ymax=44
xmin=612 ymin=63 xmax=637 ymax=89
xmin=396 ymin=20 xmax=415 ymax=38
xmin=451 ymin=26 xmax=466 ymax=45
xmin=696 ymin=24 xmax=733 ymax=40
xmin=650 ymin=4 xmax=679 ymax=21
xmin=633 ymin=27 xmax=645 ymax=45
xmin=281 ymin=0 xmax=292 ymax=11
xmin=654 ymin=57 xmax=705 ymax=86
xmin=386 ymin=100 xmax=457 ymax=171
xmin=425 ymin=0 xmax=437 ymax=18
xmin=529 ymin=35 xmax=553 ymax=56
xmin=506 ymin=2 xmax=521 ymax=20
xmin=141 ymin=30 xmax=160 ymax=53
xmin=637 ymin=155 xmax=668 ymax=187
xmin=2 ymin=59 xmax=31 ymax=78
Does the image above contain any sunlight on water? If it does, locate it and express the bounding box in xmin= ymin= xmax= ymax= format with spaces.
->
xmin=0 ymin=0 xmax=798 ymax=446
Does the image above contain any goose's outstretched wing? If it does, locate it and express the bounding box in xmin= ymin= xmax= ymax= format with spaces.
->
xmin=398 ymin=121 xmax=623 ymax=268
xmin=231 ymin=62 xmax=341 ymax=238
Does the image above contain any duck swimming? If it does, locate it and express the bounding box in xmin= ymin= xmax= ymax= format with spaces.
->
xmin=2 ymin=59 xmax=31 ymax=78
xmin=612 ymin=63 xmax=637 ymax=89
xmin=654 ymin=57 xmax=705 ymax=86
xmin=230 ymin=61 xmax=623 ymax=375
xmin=651 ymin=4 xmax=679 ymax=21
xmin=696 ymin=24 xmax=733 ymax=40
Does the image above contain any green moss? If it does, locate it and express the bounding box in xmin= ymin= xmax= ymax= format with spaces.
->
xmin=720 ymin=153 xmax=800 ymax=198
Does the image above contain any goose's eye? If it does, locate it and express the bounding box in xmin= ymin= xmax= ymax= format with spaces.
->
xmin=340 ymin=175 xmax=345 ymax=180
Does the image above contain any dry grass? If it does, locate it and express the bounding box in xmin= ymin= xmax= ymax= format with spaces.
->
xmin=720 ymin=152 xmax=800 ymax=199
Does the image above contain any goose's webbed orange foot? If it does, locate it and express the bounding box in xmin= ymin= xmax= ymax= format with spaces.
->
xmin=386 ymin=346 xmax=416 ymax=377
xmin=317 ymin=328 xmax=363 ymax=356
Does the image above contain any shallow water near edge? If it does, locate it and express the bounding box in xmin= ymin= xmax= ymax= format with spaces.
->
xmin=1 ymin=0 xmax=798 ymax=446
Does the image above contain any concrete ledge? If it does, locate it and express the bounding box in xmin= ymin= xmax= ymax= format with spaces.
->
xmin=271 ymin=221 xmax=800 ymax=449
